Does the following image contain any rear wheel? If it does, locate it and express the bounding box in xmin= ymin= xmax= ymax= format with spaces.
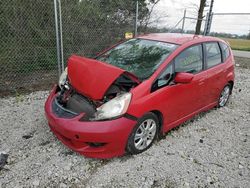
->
xmin=218 ymin=84 xmax=231 ymax=107
xmin=126 ymin=113 xmax=159 ymax=154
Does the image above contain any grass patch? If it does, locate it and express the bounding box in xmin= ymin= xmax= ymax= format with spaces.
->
xmin=220 ymin=38 xmax=250 ymax=51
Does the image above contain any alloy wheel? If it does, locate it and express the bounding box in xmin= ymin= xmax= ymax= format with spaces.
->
xmin=134 ymin=119 xmax=157 ymax=150
xmin=219 ymin=85 xmax=230 ymax=107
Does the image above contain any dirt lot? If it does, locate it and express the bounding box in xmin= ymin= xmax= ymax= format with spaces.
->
xmin=0 ymin=57 xmax=250 ymax=188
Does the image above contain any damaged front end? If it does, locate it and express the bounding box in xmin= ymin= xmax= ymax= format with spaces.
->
xmin=53 ymin=55 xmax=139 ymax=121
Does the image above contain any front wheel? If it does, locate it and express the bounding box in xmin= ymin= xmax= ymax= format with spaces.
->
xmin=126 ymin=113 xmax=159 ymax=155
xmin=218 ymin=84 xmax=231 ymax=107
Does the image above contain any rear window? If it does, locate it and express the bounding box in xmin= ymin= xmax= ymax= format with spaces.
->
xmin=220 ymin=42 xmax=230 ymax=61
xmin=205 ymin=42 xmax=222 ymax=68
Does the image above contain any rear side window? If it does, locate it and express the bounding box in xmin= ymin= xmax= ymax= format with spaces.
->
xmin=205 ymin=42 xmax=222 ymax=68
xmin=175 ymin=45 xmax=203 ymax=74
xmin=220 ymin=42 xmax=230 ymax=61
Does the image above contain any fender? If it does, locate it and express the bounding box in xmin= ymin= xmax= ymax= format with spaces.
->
xmin=226 ymin=71 xmax=234 ymax=82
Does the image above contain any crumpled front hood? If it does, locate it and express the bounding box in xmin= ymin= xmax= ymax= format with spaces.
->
xmin=68 ymin=55 xmax=125 ymax=100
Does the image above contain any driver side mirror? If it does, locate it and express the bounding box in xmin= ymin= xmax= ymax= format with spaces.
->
xmin=174 ymin=72 xmax=194 ymax=84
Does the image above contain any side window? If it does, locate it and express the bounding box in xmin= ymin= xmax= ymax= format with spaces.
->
xmin=205 ymin=42 xmax=222 ymax=68
xmin=175 ymin=45 xmax=203 ymax=74
xmin=220 ymin=42 xmax=230 ymax=61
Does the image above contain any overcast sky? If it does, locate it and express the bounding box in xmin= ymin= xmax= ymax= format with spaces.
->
xmin=152 ymin=0 xmax=250 ymax=35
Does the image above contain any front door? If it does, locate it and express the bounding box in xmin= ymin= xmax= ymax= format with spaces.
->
xmin=151 ymin=44 xmax=206 ymax=130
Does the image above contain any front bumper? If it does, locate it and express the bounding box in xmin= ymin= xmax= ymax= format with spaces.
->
xmin=44 ymin=86 xmax=137 ymax=158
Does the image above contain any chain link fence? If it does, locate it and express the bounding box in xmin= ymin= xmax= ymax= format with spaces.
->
xmin=0 ymin=0 xmax=58 ymax=95
xmin=60 ymin=0 xmax=136 ymax=68
xmin=1 ymin=0 xmax=249 ymax=96
xmin=0 ymin=0 xmax=138 ymax=95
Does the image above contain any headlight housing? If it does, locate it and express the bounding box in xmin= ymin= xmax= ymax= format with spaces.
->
xmin=92 ymin=93 xmax=132 ymax=120
xmin=59 ymin=67 xmax=68 ymax=88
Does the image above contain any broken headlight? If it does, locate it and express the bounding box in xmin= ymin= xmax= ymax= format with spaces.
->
xmin=59 ymin=67 xmax=68 ymax=88
xmin=92 ymin=93 xmax=132 ymax=120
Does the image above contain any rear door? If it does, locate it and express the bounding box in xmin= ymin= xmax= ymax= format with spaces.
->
xmin=203 ymin=42 xmax=226 ymax=104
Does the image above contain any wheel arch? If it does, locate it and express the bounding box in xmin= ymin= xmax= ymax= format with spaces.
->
xmin=150 ymin=110 xmax=164 ymax=136
xmin=228 ymin=80 xmax=234 ymax=94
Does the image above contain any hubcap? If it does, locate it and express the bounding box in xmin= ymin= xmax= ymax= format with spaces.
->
xmin=219 ymin=86 xmax=230 ymax=106
xmin=134 ymin=119 xmax=157 ymax=150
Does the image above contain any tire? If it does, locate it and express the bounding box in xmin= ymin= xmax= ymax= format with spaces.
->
xmin=126 ymin=112 xmax=159 ymax=155
xmin=218 ymin=84 xmax=231 ymax=107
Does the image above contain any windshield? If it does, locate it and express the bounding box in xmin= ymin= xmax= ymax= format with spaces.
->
xmin=96 ymin=38 xmax=178 ymax=79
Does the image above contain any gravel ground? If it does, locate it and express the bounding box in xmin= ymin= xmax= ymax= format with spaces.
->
xmin=0 ymin=64 xmax=250 ymax=187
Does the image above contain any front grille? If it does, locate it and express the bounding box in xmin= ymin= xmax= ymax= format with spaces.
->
xmin=52 ymin=98 xmax=78 ymax=119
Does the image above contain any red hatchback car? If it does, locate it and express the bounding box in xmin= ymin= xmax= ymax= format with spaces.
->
xmin=45 ymin=33 xmax=235 ymax=158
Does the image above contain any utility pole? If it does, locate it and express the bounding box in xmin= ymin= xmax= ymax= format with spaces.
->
xmin=134 ymin=0 xmax=139 ymax=37
xmin=204 ymin=0 xmax=214 ymax=35
xmin=181 ymin=9 xmax=186 ymax=33
xmin=203 ymin=12 xmax=209 ymax=35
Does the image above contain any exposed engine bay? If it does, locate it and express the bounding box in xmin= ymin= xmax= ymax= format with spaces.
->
xmin=56 ymin=73 xmax=139 ymax=119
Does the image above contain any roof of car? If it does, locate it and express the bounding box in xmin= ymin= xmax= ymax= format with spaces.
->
xmin=138 ymin=33 xmax=218 ymax=45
